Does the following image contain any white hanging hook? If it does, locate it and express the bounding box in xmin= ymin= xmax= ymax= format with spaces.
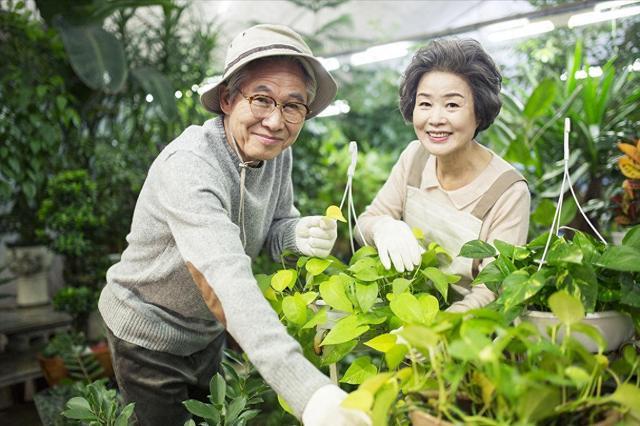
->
xmin=347 ymin=141 xmax=358 ymax=178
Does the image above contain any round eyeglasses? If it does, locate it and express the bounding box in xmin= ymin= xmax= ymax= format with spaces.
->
xmin=242 ymin=93 xmax=310 ymax=124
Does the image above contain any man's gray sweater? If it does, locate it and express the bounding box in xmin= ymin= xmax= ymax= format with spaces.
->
xmin=99 ymin=117 xmax=330 ymax=416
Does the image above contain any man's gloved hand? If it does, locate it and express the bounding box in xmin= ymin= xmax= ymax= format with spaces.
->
xmin=446 ymin=284 xmax=496 ymax=313
xmin=295 ymin=216 xmax=337 ymax=258
xmin=302 ymin=384 xmax=371 ymax=426
xmin=372 ymin=217 xmax=424 ymax=272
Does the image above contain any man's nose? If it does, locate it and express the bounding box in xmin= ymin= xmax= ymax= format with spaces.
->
xmin=262 ymin=107 xmax=286 ymax=130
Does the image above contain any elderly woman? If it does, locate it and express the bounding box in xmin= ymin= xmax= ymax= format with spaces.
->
xmin=357 ymin=38 xmax=530 ymax=312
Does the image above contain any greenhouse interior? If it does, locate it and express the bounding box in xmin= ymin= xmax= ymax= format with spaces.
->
xmin=1 ymin=0 xmax=640 ymax=424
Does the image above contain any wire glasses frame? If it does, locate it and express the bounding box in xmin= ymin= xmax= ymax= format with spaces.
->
xmin=241 ymin=93 xmax=310 ymax=124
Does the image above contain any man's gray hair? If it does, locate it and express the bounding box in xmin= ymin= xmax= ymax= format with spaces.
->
xmin=225 ymin=56 xmax=317 ymax=105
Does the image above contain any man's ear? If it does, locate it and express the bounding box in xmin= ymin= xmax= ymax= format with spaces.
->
xmin=219 ymin=85 xmax=232 ymax=114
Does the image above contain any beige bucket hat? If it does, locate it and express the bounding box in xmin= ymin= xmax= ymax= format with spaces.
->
xmin=200 ymin=24 xmax=338 ymax=119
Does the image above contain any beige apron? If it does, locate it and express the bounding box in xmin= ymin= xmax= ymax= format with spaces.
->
xmin=402 ymin=145 xmax=525 ymax=295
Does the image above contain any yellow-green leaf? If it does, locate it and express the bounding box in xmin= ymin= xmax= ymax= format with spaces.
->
xmin=364 ymin=334 xmax=397 ymax=353
xmin=325 ymin=205 xmax=347 ymax=223
xmin=271 ymin=269 xmax=297 ymax=292
xmin=341 ymin=389 xmax=374 ymax=412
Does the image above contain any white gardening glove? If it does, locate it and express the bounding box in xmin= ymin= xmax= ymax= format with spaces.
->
xmin=446 ymin=284 xmax=496 ymax=313
xmin=372 ymin=217 xmax=424 ymax=272
xmin=302 ymin=384 xmax=371 ymax=426
xmin=295 ymin=216 xmax=338 ymax=258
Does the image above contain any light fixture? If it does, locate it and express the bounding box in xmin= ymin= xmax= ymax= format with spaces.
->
xmin=486 ymin=19 xmax=555 ymax=42
xmin=350 ymin=41 xmax=412 ymax=67
xmin=318 ymin=57 xmax=340 ymax=72
xmin=560 ymin=66 xmax=604 ymax=81
xmin=568 ymin=2 xmax=640 ymax=27
xmin=318 ymin=100 xmax=350 ymax=118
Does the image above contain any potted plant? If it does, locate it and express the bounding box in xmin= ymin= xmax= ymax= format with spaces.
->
xmin=342 ymin=291 xmax=640 ymax=425
xmin=52 ymin=285 xmax=102 ymax=340
xmin=458 ymin=224 xmax=640 ymax=352
xmin=37 ymin=331 xmax=112 ymax=387
xmin=611 ymin=139 xmax=640 ymax=244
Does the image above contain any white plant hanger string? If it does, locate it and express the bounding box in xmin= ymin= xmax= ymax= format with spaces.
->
xmin=339 ymin=141 xmax=368 ymax=254
xmin=538 ymin=118 xmax=607 ymax=271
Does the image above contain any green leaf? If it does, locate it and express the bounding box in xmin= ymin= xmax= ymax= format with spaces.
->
xmin=300 ymin=291 xmax=318 ymax=305
xmin=350 ymin=246 xmax=378 ymax=265
xmin=62 ymin=397 xmax=94 ymax=420
xmin=321 ymin=315 xmax=369 ymax=346
xmin=399 ymin=324 xmax=439 ymax=351
xmin=282 ymin=294 xmax=308 ymax=325
xmin=459 ymin=240 xmax=497 ymax=259
xmin=621 ymin=225 xmax=640 ymax=249
xmin=597 ymin=245 xmax=640 ymax=272
xmin=391 ymin=278 xmax=412 ymax=294
xmin=210 ymin=373 xmax=226 ymax=405
xmin=115 ymin=403 xmax=136 ymax=426
xmin=303 ymin=307 xmax=327 ymax=329
xmin=571 ymin=323 xmax=606 ymax=353
xmin=390 ymin=293 xmax=424 ymax=324
xmin=271 ymin=269 xmax=297 ymax=291
xmin=277 ymin=394 xmax=294 ymax=415
xmin=531 ymin=199 xmax=556 ymax=227
xmin=546 ymin=239 xmax=583 ymax=265
xmin=523 ymin=78 xmax=557 ymax=119
xmin=516 ymin=386 xmax=561 ymax=423
xmin=321 ymin=340 xmax=358 ymax=365
xmin=226 ymin=396 xmax=247 ymax=422
xmin=385 ymin=344 xmax=409 ymax=370
xmin=131 ymin=67 xmax=177 ymax=119
xmin=349 ymin=257 xmax=380 ymax=282
xmin=341 ymin=389 xmax=374 ymax=412
xmin=472 ymin=261 xmax=505 ymax=286
xmin=422 ymin=267 xmax=458 ymax=301
xmin=548 ymin=291 xmax=584 ymax=325
xmin=306 ymin=258 xmax=332 ymax=276
xmin=610 ymin=383 xmax=640 ymax=419
xmin=355 ymin=282 xmax=378 ymax=313
xmin=498 ymin=270 xmax=543 ymax=312
xmin=319 ymin=275 xmax=353 ymax=313
xmin=371 ymin=381 xmax=398 ymax=426
xmin=364 ymin=333 xmax=397 ymax=353
xmin=340 ymin=356 xmax=377 ymax=384
xmin=182 ymin=400 xmax=219 ymax=421
xmin=255 ymin=274 xmax=272 ymax=294
xmin=56 ymin=22 xmax=127 ymax=93
xmin=325 ymin=205 xmax=347 ymax=222
xmin=564 ymin=366 xmax=590 ymax=387
xmin=418 ymin=294 xmax=440 ymax=323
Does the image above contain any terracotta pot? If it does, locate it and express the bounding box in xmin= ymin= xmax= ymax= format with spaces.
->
xmin=37 ymin=354 xmax=68 ymax=387
xmin=38 ymin=344 xmax=113 ymax=386
xmin=520 ymin=310 xmax=635 ymax=352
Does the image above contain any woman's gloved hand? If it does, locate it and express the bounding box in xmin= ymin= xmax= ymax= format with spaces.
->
xmin=446 ymin=283 xmax=496 ymax=313
xmin=302 ymin=384 xmax=371 ymax=426
xmin=372 ymin=217 xmax=424 ymax=272
xmin=295 ymin=216 xmax=338 ymax=258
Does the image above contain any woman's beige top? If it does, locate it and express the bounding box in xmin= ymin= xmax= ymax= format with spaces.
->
xmin=357 ymin=140 xmax=531 ymax=258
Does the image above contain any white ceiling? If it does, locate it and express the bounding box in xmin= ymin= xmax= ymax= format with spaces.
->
xmin=193 ymin=0 xmax=536 ymax=58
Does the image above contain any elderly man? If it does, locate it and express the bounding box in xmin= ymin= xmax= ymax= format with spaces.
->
xmin=99 ymin=24 xmax=369 ymax=426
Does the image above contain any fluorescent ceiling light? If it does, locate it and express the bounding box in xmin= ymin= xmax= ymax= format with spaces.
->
xmin=318 ymin=57 xmax=340 ymax=72
xmin=560 ymin=66 xmax=604 ymax=81
xmin=318 ymin=100 xmax=350 ymax=118
xmin=350 ymin=41 xmax=412 ymax=66
xmin=568 ymin=5 xmax=640 ymax=27
xmin=487 ymin=20 xmax=555 ymax=42
xmin=595 ymin=0 xmax=640 ymax=12
xmin=483 ymin=18 xmax=529 ymax=32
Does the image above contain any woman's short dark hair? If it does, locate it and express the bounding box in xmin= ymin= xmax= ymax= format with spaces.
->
xmin=399 ymin=38 xmax=502 ymax=137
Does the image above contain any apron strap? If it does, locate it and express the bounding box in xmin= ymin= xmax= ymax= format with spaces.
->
xmin=407 ymin=143 xmax=430 ymax=188
xmin=470 ymin=169 xmax=526 ymax=220
xmin=470 ymin=169 xmax=526 ymax=278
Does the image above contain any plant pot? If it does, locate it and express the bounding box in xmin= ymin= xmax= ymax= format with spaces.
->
xmin=37 ymin=354 xmax=68 ymax=387
xmin=410 ymin=411 xmax=453 ymax=426
xmin=7 ymin=245 xmax=54 ymax=307
xmin=520 ymin=310 xmax=635 ymax=352
xmin=37 ymin=343 xmax=113 ymax=386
